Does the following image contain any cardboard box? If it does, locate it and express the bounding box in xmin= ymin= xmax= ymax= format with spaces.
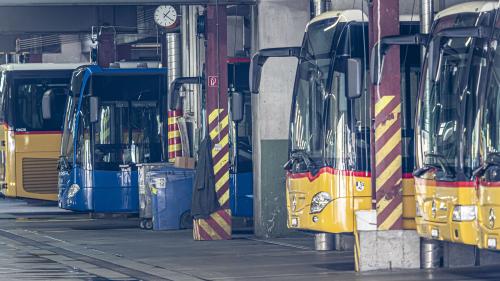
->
xmin=174 ymin=157 xmax=195 ymax=169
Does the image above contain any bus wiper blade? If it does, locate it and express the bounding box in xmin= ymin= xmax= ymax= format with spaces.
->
xmin=474 ymin=152 xmax=500 ymax=177
xmin=284 ymin=150 xmax=316 ymax=171
xmin=413 ymin=164 xmax=438 ymax=177
xmin=424 ymin=152 xmax=454 ymax=177
xmin=486 ymin=152 xmax=500 ymax=166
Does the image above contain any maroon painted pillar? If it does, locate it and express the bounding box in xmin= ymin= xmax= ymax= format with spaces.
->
xmin=192 ymin=5 xmax=232 ymax=240
xmin=98 ymin=29 xmax=115 ymax=68
xmin=369 ymin=0 xmax=403 ymax=230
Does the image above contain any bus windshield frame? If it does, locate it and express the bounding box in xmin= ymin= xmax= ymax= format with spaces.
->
xmin=416 ymin=13 xmax=491 ymax=181
xmin=288 ymin=18 xmax=371 ymax=173
xmin=61 ymin=70 xmax=167 ymax=171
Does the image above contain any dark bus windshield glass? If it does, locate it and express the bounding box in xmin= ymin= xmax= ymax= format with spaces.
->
xmin=64 ymin=73 xmax=165 ymax=171
xmin=290 ymin=18 xmax=370 ymax=171
xmin=14 ymin=77 xmax=69 ymax=131
xmin=482 ymin=37 xmax=500 ymax=167
xmin=416 ymin=17 xmax=487 ymax=180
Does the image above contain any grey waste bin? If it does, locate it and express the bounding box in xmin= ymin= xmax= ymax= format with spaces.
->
xmin=137 ymin=163 xmax=171 ymax=229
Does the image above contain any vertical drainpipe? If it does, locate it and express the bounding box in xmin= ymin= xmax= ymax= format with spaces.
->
xmin=312 ymin=0 xmax=326 ymax=18
xmin=419 ymin=0 xmax=442 ymax=269
xmin=311 ymin=0 xmax=337 ymax=251
xmin=167 ymin=33 xmax=183 ymax=162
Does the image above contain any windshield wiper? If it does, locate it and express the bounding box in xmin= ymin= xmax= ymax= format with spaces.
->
xmin=414 ymin=152 xmax=454 ymax=178
xmin=473 ymin=152 xmax=500 ymax=178
xmin=284 ymin=149 xmax=317 ymax=172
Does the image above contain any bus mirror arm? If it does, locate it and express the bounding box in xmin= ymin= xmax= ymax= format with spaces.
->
xmin=169 ymin=77 xmax=203 ymax=111
xmin=250 ymin=47 xmax=301 ymax=94
xmin=371 ymin=33 xmax=428 ymax=85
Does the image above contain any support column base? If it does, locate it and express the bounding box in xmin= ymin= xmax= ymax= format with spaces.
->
xmin=357 ymin=230 xmax=420 ymax=271
xmin=193 ymin=209 xmax=232 ymax=241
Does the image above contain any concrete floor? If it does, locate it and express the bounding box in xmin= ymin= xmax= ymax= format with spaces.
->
xmin=0 ymin=198 xmax=499 ymax=280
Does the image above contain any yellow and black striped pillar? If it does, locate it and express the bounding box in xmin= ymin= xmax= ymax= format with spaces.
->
xmin=369 ymin=0 xmax=403 ymax=230
xmin=192 ymin=5 xmax=232 ymax=240
xmin=168 ymin=109 xmax=182 ymax=162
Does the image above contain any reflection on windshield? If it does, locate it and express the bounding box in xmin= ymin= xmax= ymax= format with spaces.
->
xmin=417 ymin=35 xmax=485 ymax=179
xmin=290 ymin=18 xmax=370 ymax=172
xmin=482 ymin=40 xmax=500 ymax=164
xmin=15 ymin=78 xmax=69 ymax=131
xmin=61 ymin=74 xmax=164 ymax=171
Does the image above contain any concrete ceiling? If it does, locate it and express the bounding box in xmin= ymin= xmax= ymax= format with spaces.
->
xmin=0 ymin=0 xmax=255 ymax=5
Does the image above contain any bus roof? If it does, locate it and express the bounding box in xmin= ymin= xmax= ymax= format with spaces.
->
xmin=307 ymin=9 xmax=419 ymax=30
xmin=82 ymin=64 xmax=167 ymax=76
xmin=435 ymin=1 xmax=498 ymax=20
xmin=0 ymin=63 xmax=84 ymax=72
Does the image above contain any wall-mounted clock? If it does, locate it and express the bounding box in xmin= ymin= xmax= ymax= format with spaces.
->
xmin=154 ymin=5 xmax=178 ymax=29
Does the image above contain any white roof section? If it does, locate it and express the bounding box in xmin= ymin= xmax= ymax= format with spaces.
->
xmin=435 ymin=1 xmax=498 ymax=20
xmin=307 ymin=9 xmax=369 ymax=29
xmin=0 ymin=63 xmax=84 ymax=72
xmin=307 ymin=10 xmax=419 ymax=31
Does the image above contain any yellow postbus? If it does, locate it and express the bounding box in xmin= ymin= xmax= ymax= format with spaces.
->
xmin=413 ymin=2 xmax=498 ymax=245
xmin=251 ymin=10 xmax=420 ymax=233
xmin=0 ymin=63 xmax=82 ymax=201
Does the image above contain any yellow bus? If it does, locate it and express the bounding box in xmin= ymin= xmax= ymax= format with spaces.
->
xmin=413 ymin=2 xmax=498 ymax=246
xmin=0 ymin=63 xmax=82 ymax=201
xmin=251 ymin=10 xmax=419 ymax=233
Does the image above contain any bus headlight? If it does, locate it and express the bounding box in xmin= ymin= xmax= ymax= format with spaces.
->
xmin=452 ymin=205 xmax=477 ymax=222
xmin=416 ymin=202 xmax=422 ymax=217
xmin=310 ymin=192 xmax=332 ymax=214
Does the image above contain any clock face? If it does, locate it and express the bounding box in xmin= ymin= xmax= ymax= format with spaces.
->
xmin=154 ymin=5 xmax=177 ymax=28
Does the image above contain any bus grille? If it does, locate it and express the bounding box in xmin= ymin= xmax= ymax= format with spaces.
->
xmin=22 ymin=158 xmax=58 ymax=194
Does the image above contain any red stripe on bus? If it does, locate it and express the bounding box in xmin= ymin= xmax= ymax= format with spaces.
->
xmin=414 ymin=178 xmax=475 ymax=188
xmin=287 ymin=167 xmax=371 ymax=182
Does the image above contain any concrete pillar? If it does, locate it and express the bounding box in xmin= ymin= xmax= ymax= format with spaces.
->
xmin=369 ymin=0 xmax=403 ymax=231
xmin=192 ymin=5 xmax=232 ymax=241
xmin=252 ymin=0 xmax=309 ymax=238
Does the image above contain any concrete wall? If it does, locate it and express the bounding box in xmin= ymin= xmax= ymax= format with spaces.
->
xmin=252 ymin=0 xmax=309 ymax=238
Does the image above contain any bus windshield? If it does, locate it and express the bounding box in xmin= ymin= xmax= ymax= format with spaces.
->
xmin=482 ymin=38 xmax=500 ymax=166
xmin=417 ymin=33 xmax=486 ymax=180
xmin=13 ymin=77 xmax=69 ymax=132
xmin=63 ymin=73 xmax=165 ymax=171
xmin=289 ymin=18 xmax=370 ymax=171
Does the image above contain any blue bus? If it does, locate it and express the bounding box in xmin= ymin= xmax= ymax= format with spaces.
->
xmin=57 ymin=65 xmax=167 ymax=212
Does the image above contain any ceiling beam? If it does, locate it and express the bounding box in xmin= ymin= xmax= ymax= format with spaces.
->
xmin=0 ymin=0 xmax=255 ymax=6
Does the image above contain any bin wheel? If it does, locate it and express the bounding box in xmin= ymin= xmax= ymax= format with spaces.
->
xmin=180 ymin=211 xmax=193 ymax=229
xmin=139 ymin=219 xmax=145 ymax=229
xmin=145 ymin=219 xmax=153 ymax=230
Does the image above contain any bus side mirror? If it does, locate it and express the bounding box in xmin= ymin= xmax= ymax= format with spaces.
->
xmin=42 ymin=90 xmax=53 ymax=120
xmin=370 ymin=34 xmax=427 ymax=85
xmin=347 ymin=58 xmax=362 ymax=99
xmin=231 ymin=91 xmax=244 ymax=123
xmin=250 ymin=47 xmax=301 ymax=94
xmin=90 ymin=96 xmax=100 ymax=123
xmin=169 ymin=77 xmax=203 ymax=110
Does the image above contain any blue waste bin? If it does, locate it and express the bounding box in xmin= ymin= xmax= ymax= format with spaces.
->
xmin=148 ymin=166 xmax=194 ymax=231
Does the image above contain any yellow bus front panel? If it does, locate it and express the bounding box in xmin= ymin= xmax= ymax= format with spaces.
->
xmin=286 ymin=167 xmax=371 ymax=233
xmin=403 ymin=175 xmax=416 ymax=230
xmin=415 ymin=178 xmax=478 ymax=245
xmin=477 ymin=182 xmax=500 ymax=250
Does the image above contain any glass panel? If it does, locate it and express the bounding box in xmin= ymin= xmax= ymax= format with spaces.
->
xmin=14 ymin=77 xmax=69 ymax=131
xmin=417 ymin=21 xmax=487 ymax=179
xmin=90 ymin=75 xmax=163 ymax=170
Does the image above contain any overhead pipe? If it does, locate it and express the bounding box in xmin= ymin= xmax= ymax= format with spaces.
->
xmin=311 ymin=0 xmax=326 ymax=18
